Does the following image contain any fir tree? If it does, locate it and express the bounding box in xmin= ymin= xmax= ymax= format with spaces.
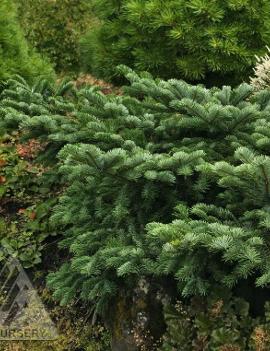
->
xmin=2 ymin=68 xmax=270 ymax=346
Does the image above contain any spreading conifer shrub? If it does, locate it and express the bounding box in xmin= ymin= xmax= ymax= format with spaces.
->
xmin=2 ymin=68 xmax=270 ymax=347
xmin=0 ymin=0 xmax=54 ymax=82
xmin=81 ymin=0 xmax=270 ymax=85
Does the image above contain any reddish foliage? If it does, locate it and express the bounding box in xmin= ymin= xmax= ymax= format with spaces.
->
xmin=16 ymin=139 xmax=43 ymax=159
xmin=0 ymin=159 xmax=7 ymax=167
xmin=28 ymin=211 xmax=37 ymax=220
xmin=0 ymin=176 xmax=6 ymax=184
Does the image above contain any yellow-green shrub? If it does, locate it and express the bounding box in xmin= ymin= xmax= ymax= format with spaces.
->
xmin=0 ymin=0 xmax=54 ymax=82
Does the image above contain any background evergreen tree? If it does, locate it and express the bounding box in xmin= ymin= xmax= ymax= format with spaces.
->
xmin=81 ymin=0 xmax=270 ymax=85
xmin=16 ymin=0 xmax=94 ymax=73
xmin=0 ymin=0 xmax=54 ymax=82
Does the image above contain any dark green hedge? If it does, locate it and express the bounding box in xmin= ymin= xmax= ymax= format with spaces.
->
xmin=17 ymin=0 xmax=95 ymax=73
xmin=81 ymin=0 xmax=270 ymax=85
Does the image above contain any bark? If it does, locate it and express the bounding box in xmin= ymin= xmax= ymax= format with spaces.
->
xmin=108 ymin=280 xmax=166 ymax=351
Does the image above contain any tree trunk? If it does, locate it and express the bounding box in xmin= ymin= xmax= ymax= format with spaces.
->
xmin=108 ymin=280 xmax=166 ymax=351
